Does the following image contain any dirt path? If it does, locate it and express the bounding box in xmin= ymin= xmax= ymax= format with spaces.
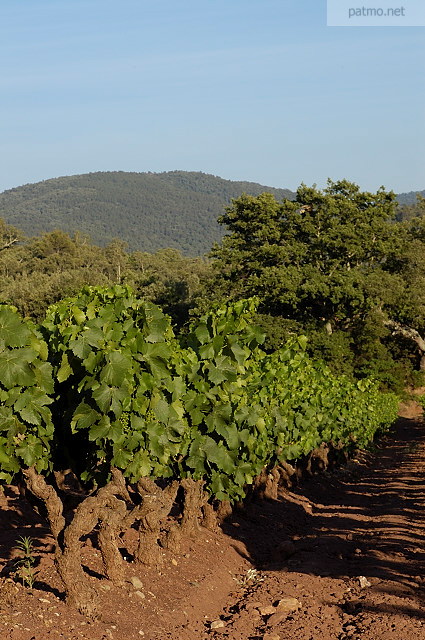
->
xmin=206 ymin=407 xmax=425 ymax=640
xmin=0 ymin=407 xmax=424 ymax=640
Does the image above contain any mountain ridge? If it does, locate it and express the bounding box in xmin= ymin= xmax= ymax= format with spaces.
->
xmin=0 ymin=171 xmax=422 ymax=256
xmin=0 ymin=171 xmax=294 ymax=256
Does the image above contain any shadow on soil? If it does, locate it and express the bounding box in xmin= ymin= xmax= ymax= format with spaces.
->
xmin=222 ymin=417 xmax=425 ymax=620
xmin=0 ymin=488 xmax=64 ymax=598
xmin=1 ymin=418 xmax=424 ymax=623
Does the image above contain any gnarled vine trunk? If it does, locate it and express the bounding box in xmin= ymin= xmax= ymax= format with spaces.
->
xmin=165 ymin=479 xmax=207 ymax=553
xmin=98 ymin=495 xmax=127 ymax=586
xmin=135 ymin=478 xmax=179 ymax=566
xmin=22 ymin=467 xmax=133 ymax=616
xmin=23 ymin=467 xmax=98 ymax=617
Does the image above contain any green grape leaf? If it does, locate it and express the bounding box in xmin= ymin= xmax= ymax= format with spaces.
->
xmin=0 ymin=307 xmax=33 ymax=347
xmin=112 ymin=447 xmax=132 ymax=469
xmin=207 ymin=365 xmax=227 ymax=386
xmin=147 ymin=357 xmax=169 ymax=380
xmin=229 ymin=343 xmax=247 ymax=365
xmin=198 ymin=343 xmax=215 ymax=360
xmin=71 ymin=402 xmax=100 ymax=432
xmin=0 ymin=444 xmax=11 ymax=465
xmin=222 ymin=424 xmax=240 ymax=450
xmin=100 ymin=351 xmax=132 ymax=386
xmin=31 ymin=337 xmax=48 ymax=362
xmin=69 ymin=335 xmax=92 ymax=360
xmin=152 ymin=397 xmax=170 ymax=423
xmin=194 ymin=323 xmax=210 ymax=345
xmin=130 ymin=414 xmax=146 ymax=431
xmin=15 ymin=441 xmax=44 ymax=467
xmin=126 ymin=450 xmax=152 ymax=479
xmin=142 ymin=342 xmax=171 ymax=360
xmin=0 ymin=348 xmax=37 ymax=389
xmin=202 ymin=437 xmax=235 ymax=474
xmin=82 ymin=350 xmax=101 ymax=374
xmin=88 ymin=415 xmax=111 ymax=441
xmin=72 ymin=306 xmax=86 ymax=325
xmin=188 ymin=406 xmax=203 ymax=426
xmin=144 ymin=316 xmax=169 ymax=343
xmin=33 ymin=361 xmax=54 ymax=394
xmin=57 ymin=353 xmax=73 ymax=383
xmin=107 ymin=421 xmax=125 ymax=443
xmin=92 ymin=383 xmax=127 ymax=415
xmin=297 ymin=335 xmax=308 ymax=350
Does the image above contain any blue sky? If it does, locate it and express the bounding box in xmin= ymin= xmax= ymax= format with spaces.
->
xmin=1 ymin=0 xmax=424 ymax=193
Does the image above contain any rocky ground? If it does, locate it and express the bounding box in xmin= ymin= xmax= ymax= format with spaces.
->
xmin=0 ymin=402 xmax=424 ymax=640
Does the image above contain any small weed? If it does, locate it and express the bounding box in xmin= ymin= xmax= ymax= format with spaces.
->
xmin=13 ymin=536 xmax=38 ymax=589
xmin=233 ymin=568 xmax=264 ymax=587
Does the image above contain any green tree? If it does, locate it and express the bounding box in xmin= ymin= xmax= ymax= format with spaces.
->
xmin=380 ymin=213 xmax=425 ymax=372
xmin=0 ymin=218 xmax=23 ymax=252
xmin=128 ymin=248 xmax=210 ymax=327
xmin=0 ymin=224 xmax=209 ymax=326
xmin=202 ymin=180 xmax=420 ymax=385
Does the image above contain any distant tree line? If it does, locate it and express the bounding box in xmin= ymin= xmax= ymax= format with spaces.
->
xmin=0 ymin=221 xmax=209 ymax=325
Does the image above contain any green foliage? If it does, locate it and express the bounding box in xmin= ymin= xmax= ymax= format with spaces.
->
xmin=306 ymin=329 xmax=355 ymax=378
xmin=2 ymin=175 xmax=425 ymax=395
xmin=41 ymin=285 xmax=192 ymax=483
xmin=180 ymin=298 xmax=269 ymax=499
xmin=209 ymin=180 xmax=399 ymax=323
xmin=0 ymin=170 xmax=418 ymax=255
xmin=202 ymin=180 xmax=425 ymax=390
xmin=0 ymin=287 xmax=399 ymax=504
xmin=181 ymin=300 xmax=398 ymax=499
xmin=0 ymin=305 xmax=54 ymax=481
xmin=0 ymin=227 xmax=209 ymax=324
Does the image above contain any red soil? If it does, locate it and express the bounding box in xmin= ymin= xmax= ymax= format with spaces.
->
xmin=0 ymin=402 xmax=424 ymax=640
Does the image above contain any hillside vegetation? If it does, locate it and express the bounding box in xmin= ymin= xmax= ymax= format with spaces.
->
xmin=394 ymin=188 xmax=425 ymax=207
xmin=1 ymin=179 xmax=425 ymax=393
xmin=0 ymin=171 xmax=421 ymax=256
xmin=0 ymin=171 xmax=294 ymax=255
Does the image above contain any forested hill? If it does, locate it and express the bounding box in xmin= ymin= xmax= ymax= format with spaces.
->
xmin=0 ymin=171 xmax=295 ymax=255
xmin=396 ymin=189 xmax=425 ymax=205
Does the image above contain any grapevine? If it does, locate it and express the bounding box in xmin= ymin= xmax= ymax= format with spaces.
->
xmin=0 ymin=287 xmax=399 ymax=616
